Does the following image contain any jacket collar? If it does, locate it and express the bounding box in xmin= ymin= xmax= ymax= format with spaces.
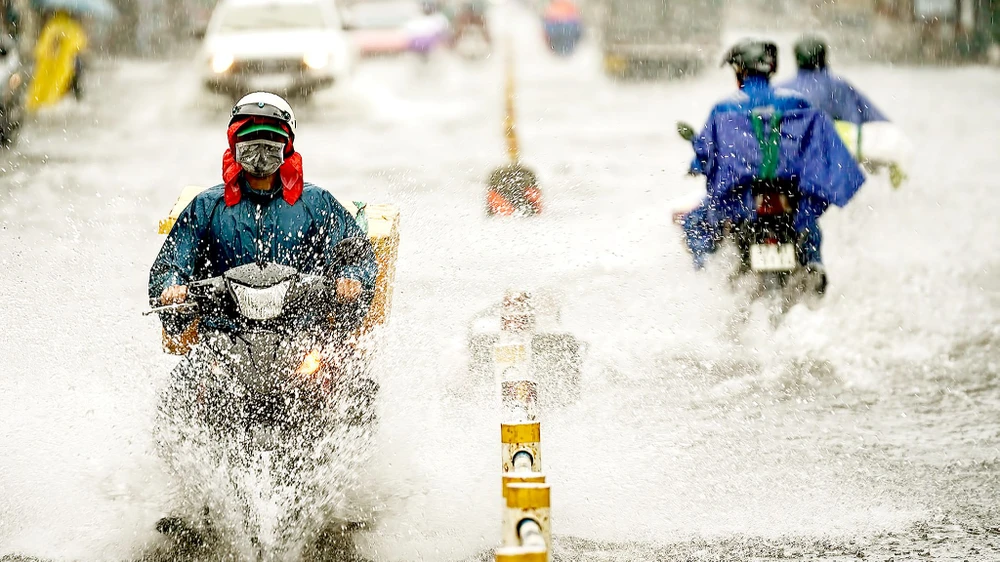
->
xmin=240 ymin=177 xmax=283 ymax=202
xmin=740 ymin=74 xmax=772 ymax=96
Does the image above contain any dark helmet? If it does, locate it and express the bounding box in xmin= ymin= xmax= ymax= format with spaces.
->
xmin=722 ymin=39 xmax=778 ymax=77
xmin=794 ymin=36 xmax=828 ymax=70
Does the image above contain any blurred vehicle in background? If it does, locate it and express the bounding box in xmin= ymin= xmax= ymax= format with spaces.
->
xmin=180 ymin=0 xmax=217 ymax=37
xmin=342 ymin=0 xmax=450 ymax=57
xmin=0 ymin=33 xmax=25 ymax=148
xmin=201 ymin=0 xmax=355 ymax=99
xmin=599 ymin=0 xmax=722 ymax=79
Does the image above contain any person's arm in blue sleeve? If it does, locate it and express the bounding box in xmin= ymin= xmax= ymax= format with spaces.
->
xmin=799 ymin=111 xmax=866 ymax=207
xmin=685 ymin=104 xmax=722 ymax=175
xmin=682 ymin=115 xmax=720 ymax=268
xmin=690 ymin=114 xmax=717 ymax=181
xmin=148 ymin=199 xmax=206 ymax=333
xmin=688 ymin=156 xmax=704 ymax=175
xmin=321 ymin=199 xmax=378 ymax=331
xmin=330 ymin=208 xmax=377 ymax=293
xmin=837 ymin=78 xmax=888 ymax=124
xmin=853 ymin=85 xmax=888 ymax=124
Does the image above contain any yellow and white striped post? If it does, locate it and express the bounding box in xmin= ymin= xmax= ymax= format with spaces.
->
xmin=501 ymin=421 xmax=542 ymax=473
xmin=503 ymin=34 xmax=519 ymax=165
xmin=503 ymin=472 xmax=546 ymax=499
xmin=503 ymin=482 xmax=551 ymax=553
xmin=487 ymin=33 xmax=542 ymax=217
xmin=495 ymin=546 xmax=547 ymax=562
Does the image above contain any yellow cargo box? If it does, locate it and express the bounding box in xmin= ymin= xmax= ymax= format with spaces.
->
xmin=156 ymin=186 xmax=400 ymax=354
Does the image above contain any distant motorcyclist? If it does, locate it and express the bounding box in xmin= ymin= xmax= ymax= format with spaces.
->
xmin=542 ymin=0 xmax=582 ymax=56
xmin=778 ymin=36 xmax=888 ymax=125
xmin=681 ymin=39 xmax=865 ymax=292
xmin=450 ymin=0 xmax=491 ymax=47
xmin=149 ymin=91 xmax=377 ymax=335
xmin=27 ymin=10 xmax=87 ymax=111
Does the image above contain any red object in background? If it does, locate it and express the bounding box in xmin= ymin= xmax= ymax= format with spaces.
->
xmin=351 ymin=31 xmax=411 ymax=56
xmin=487 ymin=187 xmax=543 ymax=216
xmin=544 ymin=0 xmax=580 ymax=21
xmin=524 ymin=186 xmax=543 ymax=213
xmin=487 ymin=190 xmax=517 ymax=216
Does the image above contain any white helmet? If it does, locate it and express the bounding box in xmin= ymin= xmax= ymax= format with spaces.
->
xmin=231 ymin=92 xmax=296 ymax=138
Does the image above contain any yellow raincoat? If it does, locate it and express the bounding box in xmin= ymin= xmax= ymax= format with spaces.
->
xmin=27 ymin=11 xmax=86 ymax=111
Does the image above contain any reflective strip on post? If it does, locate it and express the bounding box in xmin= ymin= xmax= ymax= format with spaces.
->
xmin=501 ymin=422 xmax=542 ymax=473
xmin=495 ymin=546 xmax=547 ymax=562
xmin=503 ymin=483 xmax=551 ymax=550
xmin=502 ymin=472 xmax=546 ymax=498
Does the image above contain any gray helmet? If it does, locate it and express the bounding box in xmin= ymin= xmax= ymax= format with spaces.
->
xmin=722 ymin=39 xmax=778 ymax=77
xmin=794 ymin=36 xmax=828 ymax=70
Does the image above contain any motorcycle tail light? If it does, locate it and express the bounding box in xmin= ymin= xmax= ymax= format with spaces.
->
xmin=755 ymin=193 xmax=791 ymax=216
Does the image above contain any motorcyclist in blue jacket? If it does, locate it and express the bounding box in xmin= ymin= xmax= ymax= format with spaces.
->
xmin=149 ymin=91 xmax=377 ymax=335
xmin=778 ymin=36 xmax=888 ymax=125
xmin=688 ymin=40 xmax=811 ymax=176
xmin=682 ymin=40 xmax=866 ymax=293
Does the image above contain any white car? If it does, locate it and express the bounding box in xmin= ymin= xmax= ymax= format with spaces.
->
xmin=201 ymin=0 xmax=355 ymax=98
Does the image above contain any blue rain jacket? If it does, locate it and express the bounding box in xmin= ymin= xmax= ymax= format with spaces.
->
xmin=688 ymin=76 xmax=812 ymax=175
xmin=149 ymin=180 xmax=377 ymax=334
xmin=543 ymin=20 xmax=581 ymax=55
xmin=682 ymin=90 xmax=865 ymax=268
xmin=778 ymin=69 xmax=888 ymax=125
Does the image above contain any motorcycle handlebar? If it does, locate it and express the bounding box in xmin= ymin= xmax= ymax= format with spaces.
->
xmin=145 ymin=273 xmax=334 ymax=316
xmin=143 ymin=302 xmax=198 ymax=316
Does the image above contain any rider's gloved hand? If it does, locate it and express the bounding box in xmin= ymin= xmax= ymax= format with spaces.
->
xmin=336 ymin=278 xmax=363 ymax=301
xmin=889 ymin=162 xmax=907 ymax=189
xmin=160 ymin=285 xmax=188 ymax=305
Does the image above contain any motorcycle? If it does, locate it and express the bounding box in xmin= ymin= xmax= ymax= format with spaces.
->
xmin=449 ymin=4 xmax=492 ymax=61
xmin=0 ymin=34 xmax=26 ymax=149
xmin=147 ymin=260 xmax=378 ymax=560
xmin=675 ymin=121 xmax=824 ymax=326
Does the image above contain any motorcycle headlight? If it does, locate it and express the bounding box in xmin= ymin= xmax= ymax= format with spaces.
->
xmin=211 ymin=53 xmax=234 ymax=74
xmin=229 ymin=279 xmax=292 ymax=320
xmin=303 ymin=51 xmax=330 ymax=70
xmin=296 ymin=349 xmax=323 ymax=376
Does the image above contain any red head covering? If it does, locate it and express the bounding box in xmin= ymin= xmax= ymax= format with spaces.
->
xmin=222 ymin=117 xmax=304 ymax=206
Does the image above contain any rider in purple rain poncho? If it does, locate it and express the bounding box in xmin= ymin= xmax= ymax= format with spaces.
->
xmin=778 ymin=36 xmax=888 ymax=126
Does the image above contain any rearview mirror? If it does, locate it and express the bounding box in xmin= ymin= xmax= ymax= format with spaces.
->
xmin=676 ymin=121 xmax=696 ymax=142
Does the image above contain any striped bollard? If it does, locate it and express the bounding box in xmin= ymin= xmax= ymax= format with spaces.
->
xmin=503 ymin=483 xmax=551 ymax=551
xmin=501 ymin=421 xmax=541 ymax=473
xmin=503 ymin=472 xmax=546 ymax=498
xmin=495 ymin=546 xmax=547 ymax=562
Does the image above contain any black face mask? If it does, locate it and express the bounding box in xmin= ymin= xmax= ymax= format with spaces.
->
xmin=235 ymin=139 xmax=285 ymax=178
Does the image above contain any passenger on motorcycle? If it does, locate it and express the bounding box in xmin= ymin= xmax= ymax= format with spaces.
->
xmin=682 ymin=39 xmax=866 ymax=293
xmin=778 ymin=36 xmax=888 ymax=125
xmin=149 ymin=91 xmax=377 ymax=335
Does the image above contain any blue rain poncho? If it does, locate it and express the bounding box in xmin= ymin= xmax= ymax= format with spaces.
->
xmin=682 ymin=92 xmax=865 ymax=268
xmin=688 ymin=76 xmax=812 ymax=176
xmin=778 ymin=69 xmax=888 ymax=125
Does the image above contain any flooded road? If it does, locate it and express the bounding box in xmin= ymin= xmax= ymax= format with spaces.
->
xmin=1 ymin=6 xmax=999 ymax=561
